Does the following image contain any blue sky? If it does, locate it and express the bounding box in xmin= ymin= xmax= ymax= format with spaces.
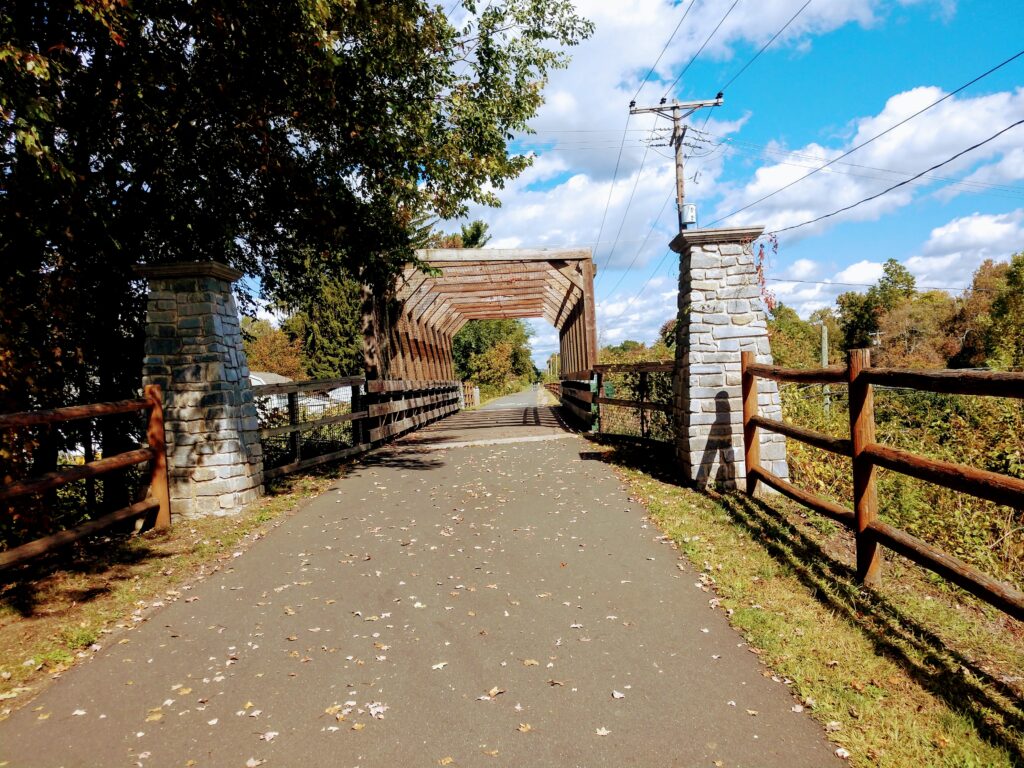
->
xmin=447 ymin=0 xmax=1024 ymax=365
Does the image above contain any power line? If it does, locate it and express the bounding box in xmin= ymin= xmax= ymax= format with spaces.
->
xmin=720 ymin=0 xmax=812 ymax=92
xmin=600 ymin=190 xmax=676 ymax=300
xmin=597 ymin=142 xmax=654 ymax=285
xmin=765 ymin=277 xmax=999 ymax=293
xmin=663 ymin=0 xmax=741 ymax=99
xmin=631 ymin=0 xmax=698 ymax=103
xmin=768 ymin=119 xmax=1024 ymax=235
xmin=590 ymin=112 xmax=634 ymax=276
xmin=706 ymin=47 xmax=1024 ymax=227
xmin=700 ymin=132 xmax=1024 ymax=195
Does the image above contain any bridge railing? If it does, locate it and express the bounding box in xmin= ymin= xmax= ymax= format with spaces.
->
xmin=741 ymin=349 xmax=1024 ymax=621
xmin=253 ymin=377 xmax=461 ymax=480
xmin=0 ymin=385 xmax=170 ymax=571
xmin=557 ymin=363 xmax=675 ymax=441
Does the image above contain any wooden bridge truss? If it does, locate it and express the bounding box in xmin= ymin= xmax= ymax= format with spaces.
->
xmin=361 ymin=248 xmax=598 ymax=380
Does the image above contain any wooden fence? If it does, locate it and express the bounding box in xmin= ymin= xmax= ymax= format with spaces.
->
xmin=741 ymin=349 xmax=1024 ymax=621
xmin=253 ymin=377 xmax=461 ymax=480
xmin=557 ymin=362 xmax=675 ymax=440
xmin=0 ymin=385 xmax=170 ymax=571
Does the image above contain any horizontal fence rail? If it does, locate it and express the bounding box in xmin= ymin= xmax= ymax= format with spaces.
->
xmin=252 ymin=377 xmax=462 ymax=481
xmin=555 ymin=361 xmax=676 ymax=442
xmin=0 ymin=385 xmax=170 ymax=571
xmin=741 ymin=350 xmax=1024 ymax=622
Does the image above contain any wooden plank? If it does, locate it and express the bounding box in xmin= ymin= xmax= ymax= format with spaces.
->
xmin=862 ymin=367 xmax=1024 ymax=399
xmin=365 ymin=380 xmax=460 ymax=393
xmin=416 ymin=248 xmax=591 ymax=262
xmin=560 ymin=370 xmax=593 ymax=382
xmin=745 ymin=363 xmax=847 ymax=384
xmin=864 ymin=442 xmax=1024 ymax=509
xmin=748 ymin=466 xmax=855 ymax=526
xmin=868 ymin=519 xmax=1024 ymax=621
xmin=367 ymin=392 xmax=457 ymax=418
xmin=0 ymin=447 xmax=154 ymax=501
xmin=595 ymin=396 xmax=672 ymax=413
xmin=0 ymin=499 xmax=159 ymax=571
xmin=849 ymin=348 xmax=881 ymax=586
xmin=260 ymin=410 xmax=368 ymax=438
xmin=593 ymin=362 xmax=675 ymax=373
xmin=581 ymin=259 xmax=599 ymax=370
xmin=0 ymin=398 xmax=150 ymax=429
xmin=560 ymin=396 xmax=593 ymax=425
xmin=750 ymin=415 xmax=852 ymax=456
xmin=369 ymin=403 xmax=458 ymax=442
xmin=263 ymin=444 xmax=371 ymax=481
xmin=251 ymin=376 xmax=364 ymax=397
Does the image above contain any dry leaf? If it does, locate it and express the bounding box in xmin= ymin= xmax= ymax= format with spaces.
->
xmin=351 ymin=723 xmax=365 ymax=731
xmin=438 ymin=758 xmax=454 ymax=766
xmin=482 ymin=749 xmax=499 ymax=757
xmin=517 ymin=723 xmax=532 ymax=733
xmin=432 ymin=662 xmax=448 ymax=670
xmin=746 ymin=709 xmax=759 ymax=716
xmin=595 ymin=727 xmax=611 ymax=736
xmin=611 ymin=690 xmax=624 ymax=699
xmin=487 ymin=686 xmax=504 ymax=698
xmin=523 ymin=659 xmax=539 ymax=667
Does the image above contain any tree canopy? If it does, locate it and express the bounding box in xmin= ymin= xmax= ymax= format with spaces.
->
xmin=0 ymin=1 xmax=592 ymax=411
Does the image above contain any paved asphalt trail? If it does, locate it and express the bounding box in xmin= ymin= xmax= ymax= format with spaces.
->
xmin=0 ymin=389 xmax=840 ymax=767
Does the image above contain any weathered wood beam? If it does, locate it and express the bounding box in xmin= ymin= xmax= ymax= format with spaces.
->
xmin=416 ymin=248 xmax=590 ymax=263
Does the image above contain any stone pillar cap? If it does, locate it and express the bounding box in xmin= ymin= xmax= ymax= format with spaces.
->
xmin=134 ymin=261 xmax=244 ymax=282
xmin=669 ymin=226 xmax=765 ymax=253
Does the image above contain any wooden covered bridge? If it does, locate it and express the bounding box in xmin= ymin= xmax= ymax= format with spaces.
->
xmin=361 ymin=248 xmax=598 ymax=381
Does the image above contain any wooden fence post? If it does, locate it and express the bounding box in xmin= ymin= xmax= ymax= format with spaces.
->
xmin=593 ymin=371 xmax=602 ymax=433
xmin=351 ymin=383 xmax=363 ymax=446
xmin=639 ymin=370 xmax=649 ymax=440
xmin=287 ymin=391 xmax=301 ymax=463
xmin=741 ymin=351 xmax=760 ymax=496
xmin=849 ymin=348 xmax=881 ymax=587
xmin=144 ymin=384 xmax=171 ymax=531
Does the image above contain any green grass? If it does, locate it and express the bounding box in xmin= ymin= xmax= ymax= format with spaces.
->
xmin=591 ymin=440 xmax=1024 ymax=768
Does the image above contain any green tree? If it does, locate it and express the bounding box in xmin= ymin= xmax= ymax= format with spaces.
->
xmin=280 ymin=274 xmax=364 ymax=379
xmin=1 ymin=0 xmax=592 ymax=417
xmin=988 ymin=252 xmax=1024 ymax=370
xmin=871 ymin=258 xmax=917 ymax=311
xmin=242 ymin=318 xmax=306 ymax=380
xmin=767 ymin=304 xmax=819 ymax=369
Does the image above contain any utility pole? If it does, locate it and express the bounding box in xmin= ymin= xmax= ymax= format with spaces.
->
xmin=630 ymin=94 xmax=723 ymax=231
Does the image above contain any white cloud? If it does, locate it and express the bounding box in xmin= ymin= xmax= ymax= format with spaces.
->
xmin=452 ymin=0 xmax=958 ymax=276
xmin=906 ymin=208 xmax=1024 ymax=289
xmin=713 ymin=86 xmax=1024 ymax=238
xmin=787 ymin=258 xmax=818 ymax=279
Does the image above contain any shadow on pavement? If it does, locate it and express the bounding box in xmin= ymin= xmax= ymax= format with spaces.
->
xmin=583 ymin=439 xmax=1024 ymax=763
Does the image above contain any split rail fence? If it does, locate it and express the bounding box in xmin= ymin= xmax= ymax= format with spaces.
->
xmin=741 ymin=349 xmax=1024 ymax=621
xmin=253 ymin=377 xmax=461 ymax=480
xmin=0 ymin=385 xmax=170 ymax=571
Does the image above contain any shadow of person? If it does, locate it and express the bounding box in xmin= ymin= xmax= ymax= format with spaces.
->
xmin=694 ymin=390 xmax=737 ymax=488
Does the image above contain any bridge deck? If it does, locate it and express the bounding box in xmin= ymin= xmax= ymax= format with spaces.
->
xmin=0 ymin=390 xmax=839 ymax=766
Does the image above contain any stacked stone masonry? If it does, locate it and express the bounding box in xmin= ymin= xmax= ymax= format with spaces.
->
xmin=670 ymin=227 xmax=789 ymax=489
xmin=137 ymin=262 xmax=263 ymax=517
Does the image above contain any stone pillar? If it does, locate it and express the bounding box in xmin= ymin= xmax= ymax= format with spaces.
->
xmin=135 ymin=262 xmax=263 ymax=517
xmin=670 ymin=227 xmax=788 ymax=489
